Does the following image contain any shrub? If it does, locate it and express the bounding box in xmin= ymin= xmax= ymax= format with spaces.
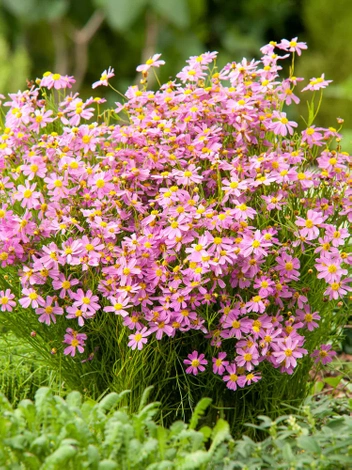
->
xmin=0 ymin=38 xmax=350 ymax=424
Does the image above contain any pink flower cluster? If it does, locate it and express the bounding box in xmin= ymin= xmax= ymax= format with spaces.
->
xmin=0 ymin=39 xmax=350 ymax=387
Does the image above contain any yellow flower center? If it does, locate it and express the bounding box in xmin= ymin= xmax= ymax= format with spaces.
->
xmin=232 ymin=320 xmax=240 ymax=329
xmin=96 ymin=179 xmax=105 ymax=188
xmin=237 ymin=204 xmax=247 ymax=211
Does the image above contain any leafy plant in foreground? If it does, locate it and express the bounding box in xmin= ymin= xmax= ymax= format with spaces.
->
xmin=1 ymin=387 xmax=351 ymax=469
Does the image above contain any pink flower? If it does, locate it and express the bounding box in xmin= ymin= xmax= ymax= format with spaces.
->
xmin=240 ymin=230 xmax=271 ymax=258
xmin=92 ymin=67 xmax=115 ymax=89
xmin=235 ymin=346 xmax=260 ymax=371
xmin=35 ymin=296 xmax=63 ymax=325
xmin=246 ymin=295 xmax=266 ymax=314
xmin=71 ymin=289 xmax=101 ymax=314
xmin=19 ymin=288 xmax=44 ymax=309
xmin=279 ymin=80 xmax=300 ymax=105
xmin=0 ymin=289 xmax=16 ymax=312
xmin=30 ymin=109 xmax=54 ymax=132
xmin=66 ymin=306 xmax=89 ymax=327
xmin=63 ymin=328 xmax=87 ymax=357
xmin=315 ymin=253 xmax=347 ymax=284
xmin=212 ymin=352 xmax=229 ymax=375
xmin=301 ymin=74 xmax=332 ymax=92
xmin=21 ymin=158 xmax=47 ymax=180
xmin=270 ymin=111 xmax=297 ymax=136
xmin=136 ymin=54 xmax=165 ymax=73
xmin=272 ymin=336 xmax=307 ymax=369
xmin=148 ymin=314 xmax=174 ymax=340
xmin=276 ymin=38 xmax=307 ymax=56
xmin=301 ymin=126 xmax=324 ymax=146
xmin=233 ymin=202 xmax=257 ymax=221
xmin=104 ymin=292 xmax=132 ymax=317
xmin=237 ymin=372 xmax=261 ymax=387
xmin=174 ymin=165 xmax=203 ymax=185
xmin=40 ymin=72 xmax=75 ymax=90
xmin=117 ymin=258 xmax=141 ymax=286
xmin=296 ymin=305 xmax=320 ymax=331
xmin=13 ymin=181 xmax=41 ymax=209
xmin=275 ymin=252 xmax=300 ymax=281
xmin=324 ymin=279 xmax=352 ymax=300
xmin=128 ymin=327 xmax=150 ymax=350
xmin=52 ymin=274 xmax=80 ymax=299
xmin=253 ymin=276 xmax=275 ymax=298
xmin=223 ymin=363 xmax=244 ymax=391
xmin=221 ymin=313 xmax=246 ymax=340
xmin=325 ymin=225 xmax=349 ymax=247
xmin=60 ymin=239 xmax=84 ymax=266
xmin=311 ymin=344 xmax=337 ymax=365
xmin=184 ymin=351 xmax=208 ymax=375
xmin=295 ymin=210 xmax=326 ymax=240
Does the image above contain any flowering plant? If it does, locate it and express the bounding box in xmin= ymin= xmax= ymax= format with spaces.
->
xmin=0 ymin=39 xmax=350 ymax=413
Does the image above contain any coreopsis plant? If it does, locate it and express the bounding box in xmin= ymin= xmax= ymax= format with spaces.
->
xmin=0 ymin=39 xmax=350 ymax=419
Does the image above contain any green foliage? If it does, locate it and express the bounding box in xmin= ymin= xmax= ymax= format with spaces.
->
xmin=0 ymin=34 xmax=29 ymax=94
xmin=1 ymin=387 xmax=351 ymax=469
xmin=2 ymin=0 xmax=68 ymax=23
xmin=94 ymin=0 xmax=147 ymax=32
xmin=0 ymin=332 xmax=61 ymax=406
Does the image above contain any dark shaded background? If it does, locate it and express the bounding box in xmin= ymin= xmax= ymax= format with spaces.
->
xmin=1 ymin=0 xmax=352 ymax=149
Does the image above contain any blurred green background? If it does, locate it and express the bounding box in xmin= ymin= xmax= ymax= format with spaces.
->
xmin=1 ymin=0 xmax=352 ymax=149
